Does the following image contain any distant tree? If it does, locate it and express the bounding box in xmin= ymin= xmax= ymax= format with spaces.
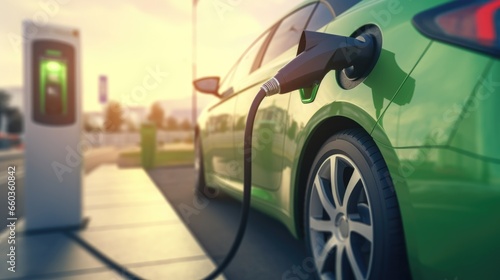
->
xmin=104 ymin=101 xmax=124 ymax=132
xmin=83 ymin=115 xmax=102 ymax=133
xmin=147 ymin=102 xmax=164 ymax=129
xmin=164 ymin=116 xmax=178 ymax=130
xmin=180 ymin=118 xmax=192 ymax=131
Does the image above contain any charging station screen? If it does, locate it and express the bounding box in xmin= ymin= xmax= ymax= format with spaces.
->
xmin=40 ymin=56 xmax=67 ymax=115
xmin=32 ymin=40 xmax=75 ymax=125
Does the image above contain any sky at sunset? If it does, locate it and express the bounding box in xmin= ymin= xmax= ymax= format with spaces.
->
xmin=0 ymin=0 xmax=302 ymax=112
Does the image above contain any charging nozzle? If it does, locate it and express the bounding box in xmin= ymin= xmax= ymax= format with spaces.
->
xmin=262 ymin=31 xmax=375 ymax=96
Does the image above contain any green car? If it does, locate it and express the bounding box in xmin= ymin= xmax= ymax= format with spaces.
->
xmin=193 ymin=0 xmax=500 ymax=279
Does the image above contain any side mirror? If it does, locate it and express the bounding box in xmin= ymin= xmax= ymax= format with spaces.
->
xmin=193 ymin=76 xmax=220 ymax=97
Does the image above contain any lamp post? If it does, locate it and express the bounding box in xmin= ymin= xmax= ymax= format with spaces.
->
xmin=192 ymin=0 xmax=198 ymax=130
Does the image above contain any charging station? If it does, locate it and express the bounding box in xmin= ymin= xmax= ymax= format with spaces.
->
xmin=23 ymin=21 xmax=83 ymax=231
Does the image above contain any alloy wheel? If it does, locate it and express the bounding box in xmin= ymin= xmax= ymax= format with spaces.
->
xmin=308 ymin=154 xmax=373 ymax=280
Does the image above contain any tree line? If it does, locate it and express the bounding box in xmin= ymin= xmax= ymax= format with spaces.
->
xmin=85 ymin=101 xmax=193 ymax=133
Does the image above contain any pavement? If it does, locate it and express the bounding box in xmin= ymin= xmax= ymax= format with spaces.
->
xmin=0 ymin=147 xmax=119 ymax=232
xmin=0 ymin=164 xmax=224 ymax=280
xmin=148 ymin=167 xmax=309 ymax=280
xmin=0 ymin=145 xmax=307 ymax=279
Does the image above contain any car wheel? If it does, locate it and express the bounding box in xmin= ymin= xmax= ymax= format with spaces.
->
xmin=304 ymin=129 xmax=408 ymax=280
xmin=195 ymin=137 xmax=217 ymax=198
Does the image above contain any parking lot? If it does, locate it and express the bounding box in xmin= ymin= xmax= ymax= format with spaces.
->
xmin=148 ymin=166 xmax=309 ymax=280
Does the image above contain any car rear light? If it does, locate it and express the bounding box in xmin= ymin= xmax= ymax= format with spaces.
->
xmin=413 ymin=0 xmax=500 ymax=58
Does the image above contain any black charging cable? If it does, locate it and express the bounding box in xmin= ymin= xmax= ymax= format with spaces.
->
xmin=203 ymin=89 xmax=267 ymax=280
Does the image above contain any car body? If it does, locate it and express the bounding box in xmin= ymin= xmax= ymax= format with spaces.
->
xmin=194 ymin=0 xmax=500 ymax=279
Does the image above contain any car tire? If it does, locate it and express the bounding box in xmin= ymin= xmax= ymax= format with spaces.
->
xmin=195 ymin=137 xmax=218 ymax=198
xmin=304 ymin=129 xmax=409 ymax=280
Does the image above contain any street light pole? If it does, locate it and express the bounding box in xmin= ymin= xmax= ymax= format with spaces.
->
xmin=192 ymin=0 xmax=198 ymax=130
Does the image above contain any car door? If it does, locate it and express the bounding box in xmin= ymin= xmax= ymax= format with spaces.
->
xmin=230 ymin=4 xmax=319 ymax=194
xmin=203 ymin=62 xmax=238 ymax=180
xmin=204 ymin=30 xmax=272 ymax=184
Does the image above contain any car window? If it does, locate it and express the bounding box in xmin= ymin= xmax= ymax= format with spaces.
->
xmin=232 ymin=30 xmax=270 ymax=85
xmin=261 ymin=5 xmax=315 ymax=65
xmin=306 ymin=0 xmax=362 ymax=31
xmin=325 ymin=0 xmax=362 ymax=17
xmin=218 ymin=64 xmax=237 ymax=96
xmin=218 ymin=30 xmax=270 ymax=97
xmin=306 ymin=2 xmax=335 ymax=31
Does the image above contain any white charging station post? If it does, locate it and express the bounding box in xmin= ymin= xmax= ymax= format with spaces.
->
xmin=23 ymin=21 xmax=83 ymax=231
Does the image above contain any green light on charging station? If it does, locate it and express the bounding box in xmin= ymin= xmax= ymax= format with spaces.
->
xmin=46 ymin=61 xmax=62 ymax=72
xmin=39 ymin=56 xmax=68 ymax=115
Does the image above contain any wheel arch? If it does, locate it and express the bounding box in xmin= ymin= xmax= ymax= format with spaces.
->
xmin=292 ymin=115 xmax=366 ymax=239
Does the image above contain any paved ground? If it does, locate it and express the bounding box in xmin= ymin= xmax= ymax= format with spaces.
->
xmin=84 ymin=147 xmax=119 ymax=174
xmin=0 ymin=164 xmax=224 ymax=280
xmin=148 ymin=166 xmax=309 ymax=280
xmin=0 ymin=147 xmax=119 ymax=236
xmin=0 ymin=146 xmax=309 ymax=279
